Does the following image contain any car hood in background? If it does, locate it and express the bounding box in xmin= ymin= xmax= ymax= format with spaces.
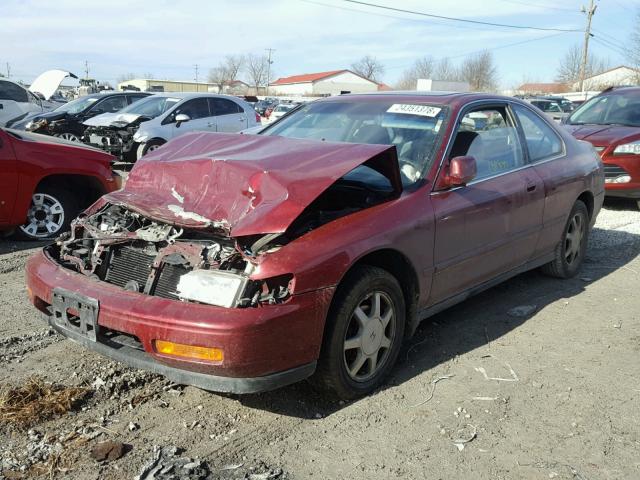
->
xmin=565 ymin=124 xmax=640 ymax=145
xmin=28 ymin=70 xmax=78 ymax=101
xmin=83 ymin=112 xmax=144 ymax=127
xmin=104 ymin=132 xmax=402 ymax=237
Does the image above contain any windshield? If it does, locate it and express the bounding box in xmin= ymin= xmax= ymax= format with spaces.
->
xmin=567 ymin=91 xmax=640 ymax=126
xmin=54 ymin=96 xmax=99 ymax=114
xmin=120 ymin=96 xmax=180 ymax=117
xmin=261 ymin=100 xmax=448 ymax=186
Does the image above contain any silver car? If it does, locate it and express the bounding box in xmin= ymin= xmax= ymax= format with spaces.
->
xmin=83 ymin=93 xmax=259 ymax=161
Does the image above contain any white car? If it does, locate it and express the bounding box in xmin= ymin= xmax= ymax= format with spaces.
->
xmin=0 ymin=70 xmax=76 ymax=126
xmin=267 ymin=103 xmax=297 ymax=123
xmin=83 ymin=93 xmax=260 ymax=160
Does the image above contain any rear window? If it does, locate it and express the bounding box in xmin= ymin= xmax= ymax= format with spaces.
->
xmin=0 ymin=80 xmax=28 ymax=102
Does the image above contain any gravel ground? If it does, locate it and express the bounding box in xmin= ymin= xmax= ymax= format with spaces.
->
xmin=0 ymin=199 xmax=638 ymax=479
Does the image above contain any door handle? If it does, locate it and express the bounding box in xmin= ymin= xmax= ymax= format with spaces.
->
xmin=526 ymin=183 xmax=536 ymax=192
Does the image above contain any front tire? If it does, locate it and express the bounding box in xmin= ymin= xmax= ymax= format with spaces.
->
xmin=55 ymin=132 xmax=81 ymax=143
xmin=312 ymin=266 xmax=406 ymax=399
xmin=136 ymin=139 xmax=165 ymax=160
xmin=541 ymin=200 xmax=589 ymax=278
xmin=15 ymin=187 xmax=78 ymax=240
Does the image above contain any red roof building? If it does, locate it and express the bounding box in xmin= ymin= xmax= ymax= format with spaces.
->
xmin=270 ymin=69 xmax=382 ymax=96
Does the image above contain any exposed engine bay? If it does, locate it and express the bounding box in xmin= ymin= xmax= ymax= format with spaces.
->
xmin=83 ymin=117 xmax=149 ymax=161
xmin=52 ymin=204 xmax=291 ymax=308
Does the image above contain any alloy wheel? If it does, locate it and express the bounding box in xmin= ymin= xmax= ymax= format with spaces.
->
xmin=56 ymin=132 xmax=80 ymax=142
xmin=343 ymin=291 xmax=396 ymax=382
xmin=564 ymin=212 xmax=585 ymax=265
xmin=19 ymin=193 xmax=65 ymax=238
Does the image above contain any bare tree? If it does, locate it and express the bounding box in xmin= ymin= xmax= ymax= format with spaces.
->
xmin=396 ymin=56 xmax=436 ymax=90
xmin=116 ymin=72 xmax=137 ymax=84
xmin=351 ymin=55 xmax=385 ymax=82
xmin=116 ymin=72 xmax=154 ymax=84
xmin=433 ymin=58 xmax=459 ymax=81
xmin=245 ymin=54 xmax=269 ymax=94
xmin=208 ymin=55 xmax=245 ymax=92
xmin=627 ymin=10 xmax=640 ymax=84
xmin=459 ymin=51 xmax=498 ymax=92
xmin=555 ymin=44 xmax=610 ymax=89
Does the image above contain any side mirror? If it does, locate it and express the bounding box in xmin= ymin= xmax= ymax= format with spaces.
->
xmin=175 ymin=113 xmax=190 ymax=127
xmin=446 ymin=155 xmax=477 ymax=187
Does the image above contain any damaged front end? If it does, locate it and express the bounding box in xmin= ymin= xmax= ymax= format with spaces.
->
xmin=52 ymin=204 xmax=291 ymax=309
xmin=83 ymin=116 xmax=149 ymax=161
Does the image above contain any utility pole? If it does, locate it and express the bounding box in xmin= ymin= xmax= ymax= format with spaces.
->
xmin=5 ymin=62 xmax=10 ymax=78
xmin=265 ymin=48 xmax=275 ymax=96
xmin=84 ymin=60 xmax=90 ymax=79
xmin=578 ymin=0 xmax=596 ymax=93
xmin=194 ymin=64 xmax=199 ymax=83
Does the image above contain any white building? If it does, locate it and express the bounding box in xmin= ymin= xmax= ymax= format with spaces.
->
xmin=269 ymin=70 xmax=382 ymax=96
xmin=576 ymin=65 xmax=640 ymax=91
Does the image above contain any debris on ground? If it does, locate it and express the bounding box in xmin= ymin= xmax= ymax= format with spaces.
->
xmin=474 ymin=355 xmax=519 ymax=382
xmin=89 ymin=440 xmax=128 ymax=462
xmin=409 ymin=374 xmax=454 ymax=408
xmin=135 ymin=446 xmax=210 ymax=480
xmin=0 ymin=377 xmax=90 ymax=426
xmin=452 ymin=424 xmax=477 ymax=451
xmin=507 ymin=305 xmax=537 ymax=317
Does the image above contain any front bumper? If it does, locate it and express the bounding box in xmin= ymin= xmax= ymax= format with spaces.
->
xmin=26 ymin=249 xmax=333 ymax=393
xmin=602 ymin=154 xmax=640 ymax=199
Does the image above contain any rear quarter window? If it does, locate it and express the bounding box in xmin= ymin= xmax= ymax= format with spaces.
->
xmin=513 ymin=105 xmax=564 ymax=162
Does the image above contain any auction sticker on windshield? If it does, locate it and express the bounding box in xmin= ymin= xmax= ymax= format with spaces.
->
xmin=387 ymin=104 xmax=442 ymax=117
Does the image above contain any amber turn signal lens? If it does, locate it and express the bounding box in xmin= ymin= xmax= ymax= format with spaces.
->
xmin=154 ymin=340 xmax=223 ymax=362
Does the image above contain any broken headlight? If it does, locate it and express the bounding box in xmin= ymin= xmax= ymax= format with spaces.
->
xmin=176 ymin=270 xmax=248 ymax=308
xmin=25 ymin=119 xmax=47 ymax=131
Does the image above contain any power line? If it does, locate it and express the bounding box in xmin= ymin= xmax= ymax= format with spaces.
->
xmin=592 ymin=37 xmax=627 ymax=57
xmin=386 ymin=31 xmax=572 ymax=71
xmin=300 ymin=0 xmax=502 ymax=31
xmin=496 ymin=0 xmax=582 ymax=14
xmin=342 ymin=0 xmax=582 ymax=32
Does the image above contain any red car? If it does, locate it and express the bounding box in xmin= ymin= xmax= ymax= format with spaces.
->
xmin=564 ymin=86 xmax=640 ymax=209
xmin=26 ymin=93 xmax=604 ymax=398
xmin=0 ymin=128 xmax=119 ymax=239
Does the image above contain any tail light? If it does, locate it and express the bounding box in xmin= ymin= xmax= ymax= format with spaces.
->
xmin=255 ymin=112 xmax=261 ymax=123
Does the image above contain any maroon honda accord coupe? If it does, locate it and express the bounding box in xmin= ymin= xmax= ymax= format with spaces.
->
xmin=26 ymin=92 xmax=604 ymax=398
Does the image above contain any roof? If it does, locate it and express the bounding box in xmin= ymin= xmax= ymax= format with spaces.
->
xmin=517 ymin=82 xmax=568 ymax=93
xmin=582 ymin=65 xmax=639 ymax=80
xmin=118 ymin=78 xmax=217 ymax=86
xmin=270 ymin=70 xmax=347 ymax=85
xmin=377 ymin=82 xmax=393 ymax=91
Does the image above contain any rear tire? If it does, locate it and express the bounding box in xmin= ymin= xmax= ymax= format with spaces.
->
xmin=15 ymin=186 xmax=79 ymax=240
xmin=541 ymin=200 xmax=589 ymax=278
xmin=136 ymin=139 xmax=165 ymax=160
xmin=311 ymin=266 xmax=406 ymax=399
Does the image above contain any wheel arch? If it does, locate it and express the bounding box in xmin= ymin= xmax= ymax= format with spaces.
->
xmin=35 ymin=174 xmax=108 ymax=206
xmin=576 ymin=190 xmax=594 ymax=220
xmin=335 ymin=248 xmax=420 ymax=338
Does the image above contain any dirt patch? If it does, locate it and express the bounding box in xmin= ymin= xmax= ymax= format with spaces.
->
xmin=0 ymin=201 xmax=639 ymax=479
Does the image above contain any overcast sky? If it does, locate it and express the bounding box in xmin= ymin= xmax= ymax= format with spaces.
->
xmin=1 ymin=0 xmax=636 ymax=89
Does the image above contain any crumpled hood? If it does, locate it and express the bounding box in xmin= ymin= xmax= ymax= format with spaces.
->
xmin=104 ymin=132 xmax=401 ymax=237
xmin=29 ymin=70 xmax=77 ymax=101
xmin=83 ymin=112 xmax=144 ymax=127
